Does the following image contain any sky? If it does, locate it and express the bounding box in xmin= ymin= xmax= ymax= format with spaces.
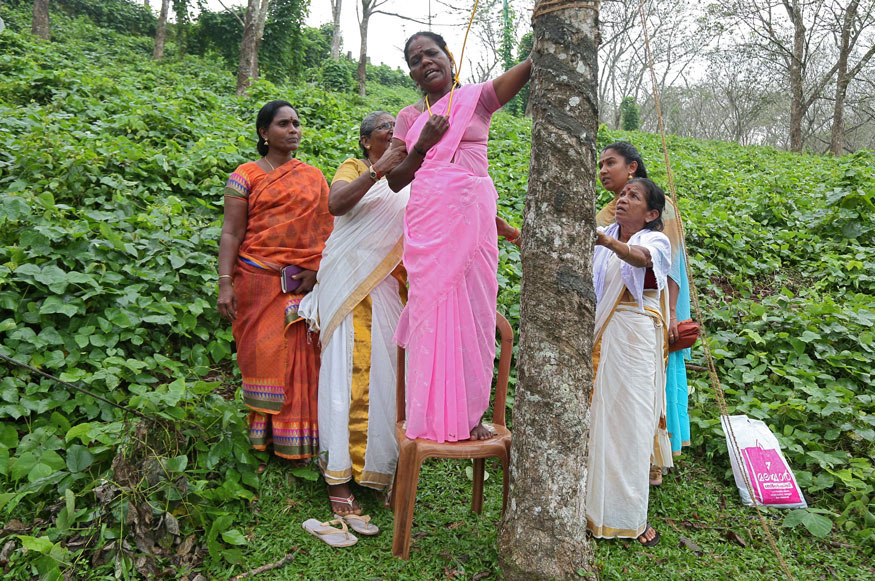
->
xmin=203 ymin=1 xmax=529 ymax=82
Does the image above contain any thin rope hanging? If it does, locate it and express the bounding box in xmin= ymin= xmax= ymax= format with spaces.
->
xmin=635 ymin=1 xmax=795 ymax=579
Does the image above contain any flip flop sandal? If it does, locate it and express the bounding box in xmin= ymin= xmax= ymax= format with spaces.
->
xmin=637 ymin=523 xmax=661 ymax=547
xmin=302 ymin=518 xmax=358 ymax=548
xmin=335 ymin=513 xmax=379 ymax=536
xmin=649 ymin=465 xmax=663 ymax=487
xmin=329 ymin=493 xmax=362 ymax=515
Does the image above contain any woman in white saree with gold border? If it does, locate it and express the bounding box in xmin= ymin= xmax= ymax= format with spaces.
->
xmin=586 ymin=178 xmax=672 ymax=546
xmin=299 ymin=111 xmax=409 ymax=517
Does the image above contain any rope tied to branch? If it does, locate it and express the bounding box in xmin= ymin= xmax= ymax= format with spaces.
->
xmin=532 ymin=0 xmax=599 ymax=22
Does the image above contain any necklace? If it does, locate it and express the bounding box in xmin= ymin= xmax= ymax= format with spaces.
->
xmin=263 ymin=157 xmax=276 ymax=172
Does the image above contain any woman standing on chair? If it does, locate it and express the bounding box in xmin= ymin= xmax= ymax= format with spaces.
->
xmin=299 ymin=111 xmax=408 ymax=517
xmin=587 ymin=178 xmax=670 ymax=546
xmin=217 ymin=100 xmax=333 ymax=461
xmin=385 ymin=31 xmax=528 ymax=443
xmin=598 ymin=141 xmax=692 ymax=482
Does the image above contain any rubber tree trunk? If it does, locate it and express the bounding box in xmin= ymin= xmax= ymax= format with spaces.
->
xmin=330 ymin=0 xmax=342 ymax=60
xmin=357 ymin=1 xmax=371 ymax=97
xmin=784 ymin=0 xmax=805 ymax=152
xmin=152 ymin=0 xmax=169 ymax=60
xmin=252 ymin=0 xmax=270 ymax=83
xmin=236 ymin=0 xmax=259 ymax=96
xmin=32 ymin=0 xmax=50 ymax=40
xmin=497 ymin=3 xmax=599 ymax=579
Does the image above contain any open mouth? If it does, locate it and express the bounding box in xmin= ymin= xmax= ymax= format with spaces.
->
xmin=423 ymin=68 xmax=440 ymax=81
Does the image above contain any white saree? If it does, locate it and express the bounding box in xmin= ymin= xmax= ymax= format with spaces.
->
xmin=299 ymin=177 xmax=410 ymax=490
xmin=586 ymin=224 xmax=672 ymax=539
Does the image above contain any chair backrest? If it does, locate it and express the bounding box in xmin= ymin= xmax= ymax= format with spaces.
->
xmin=395 ymin=312 xmax=515 ymax=428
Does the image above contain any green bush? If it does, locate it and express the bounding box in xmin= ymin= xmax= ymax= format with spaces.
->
xmin=321 ymin=58 xmax=356 ymax=93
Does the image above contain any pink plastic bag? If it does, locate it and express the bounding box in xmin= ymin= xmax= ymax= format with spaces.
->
xmin=742 ymin=445 xmax=804 ymax=505
xmin=721 ymin=415 xmax=807 ymax=509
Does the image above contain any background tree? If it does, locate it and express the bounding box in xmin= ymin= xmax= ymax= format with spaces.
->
xmin=356 ymin=0 xmax=388 ymax=96
xmin=620 ymin=96 xmax=640 ymax=130
xmin=497 ymin=2 xmax=598 ymax=579
xmin=828 ymin=0 xmax=875 ymax=155
xmin=712 ymin=0 xmax=875 ymax=153
xmin=32 ymin=0 xmax=50 ymax=40
xmin=152 ymin=0 xmax=169 ymax=60
xmin=330 ymin=0 xmax=342 ymax=60
xmin=236 ymin=0 xmax=270 ymax=96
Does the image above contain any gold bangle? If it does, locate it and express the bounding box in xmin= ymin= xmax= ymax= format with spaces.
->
xmin=218 ymin=274 xmax=232 ymax=280
xmin=619 ymin=243 xmax=631 ymax=259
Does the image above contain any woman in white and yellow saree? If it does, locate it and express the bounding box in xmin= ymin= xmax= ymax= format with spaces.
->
xmin=586 ymin=178 xmax=672 ymax=546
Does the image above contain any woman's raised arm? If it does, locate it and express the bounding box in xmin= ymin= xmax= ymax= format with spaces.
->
xmin=493 ymin=57 xmax=532 ymax=106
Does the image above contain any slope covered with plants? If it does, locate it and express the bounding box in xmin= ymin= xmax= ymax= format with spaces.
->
xmin=0 ymin=4 xmax=872 ymax=579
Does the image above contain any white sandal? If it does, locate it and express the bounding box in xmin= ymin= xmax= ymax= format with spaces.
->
xmin=302 ymin=518 xmax=358 ymax=547
xmin=335 ymin=513 xmax=379 ymax=536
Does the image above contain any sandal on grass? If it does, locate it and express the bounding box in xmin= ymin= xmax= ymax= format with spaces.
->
xmin=637 ymin=523 xmax=660 ymax=547
xmin=335 ymin=513 xmax=379 ymax=536
xmin=649 ymin=465 xmax=663 ymax=487
xmin=302 ymin=518 xmax=358 ymax=548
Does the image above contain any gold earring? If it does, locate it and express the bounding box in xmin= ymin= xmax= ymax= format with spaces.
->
xmin=628 ymin=172 xmax=633 ymax=180
xmin=366 ymin=145 xmax=371 ymax=150
xmin=265 ymin=138 xmax=269 ymax=146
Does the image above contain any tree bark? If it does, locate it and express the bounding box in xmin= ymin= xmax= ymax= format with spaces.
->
xmin=252 ymin=0 xmax=270 ymax=83
xmin=236 ymin=0 xmax=260 ymax=96
xmin=330 ymin=0 xmax=343 ymax=60
xmin=497 ymin=3 xmax=598 ymax=579
xmin=783 ymin=0 xmax=806 ymax=152
xmin=357 ymin=1 xmax=372 ymax=97
xmin=32 ymin=0 xmax=50 ymax=40
xmin=152 ymin=0 xmax=169 ymax=60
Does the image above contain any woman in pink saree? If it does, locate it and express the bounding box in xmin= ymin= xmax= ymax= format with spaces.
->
xmin=386 ymin=32 xmax=530 ymax=442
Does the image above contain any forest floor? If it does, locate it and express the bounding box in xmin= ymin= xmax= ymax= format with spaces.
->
xmin=219 ymin=449 xmax=873 ymax=580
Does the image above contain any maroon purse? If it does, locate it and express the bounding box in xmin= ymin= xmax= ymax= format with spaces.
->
xmin=668 ymin=319 xmax=700 ymax=353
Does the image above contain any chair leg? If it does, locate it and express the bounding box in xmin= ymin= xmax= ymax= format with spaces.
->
xmin=392 ymin=442 xmax=422 ymax=559
xmin=471 ymin=458 xmax=485 ymax=514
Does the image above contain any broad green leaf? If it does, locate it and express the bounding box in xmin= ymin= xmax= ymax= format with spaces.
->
xmin=220 ymin=529 xmax=247 ymax=545
xmin=0 ymin=424 xmax=18 ymax=448
xmin=66 ymin=445 xmax=93 ymax=472
xmin=11 ymin=451 xmax=38 ymax=481
xmin=165 ymin=455 xmax=188 ymax=473
xmin=17 ymin=535 xmax=53 ymax=553
xmin=65 ymin=423 xmax=93 ymax=445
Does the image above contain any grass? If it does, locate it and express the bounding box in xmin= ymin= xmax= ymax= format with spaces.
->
xmin=213 ymin=441 xmax=873 ymax=580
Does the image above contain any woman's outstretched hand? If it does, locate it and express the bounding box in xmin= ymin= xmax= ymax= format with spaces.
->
xmin=415 ymin=115 xmax=450 ymax=153
xmin=218 ymin=281 xmax=237 ymax=321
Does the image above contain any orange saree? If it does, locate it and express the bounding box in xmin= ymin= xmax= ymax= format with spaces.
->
xmin=227 ymin=159 xmax=333 ymax=459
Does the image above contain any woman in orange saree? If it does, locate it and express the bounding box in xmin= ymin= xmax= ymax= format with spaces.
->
xmin=217 ymin=100 xmax=333 ymax=459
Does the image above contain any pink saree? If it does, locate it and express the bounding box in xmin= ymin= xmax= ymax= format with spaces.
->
xmin=394 ymin=83 xmax=499 ymax=443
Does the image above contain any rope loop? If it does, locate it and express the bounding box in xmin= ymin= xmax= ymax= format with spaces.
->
xmin=532 ymin=0 xmax=599 ymax=23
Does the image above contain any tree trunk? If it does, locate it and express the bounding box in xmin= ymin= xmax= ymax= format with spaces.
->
xmin=152 ymin=0 xmax=169 ymax=60
xmin=32 ymin=0 xmax=50 ymax=40
xmin=252 ymin=0 xmax=270 ymax=83
xmin=330 ymin=0 xmax=343 ymax=60
xmin=497 ymin=4 xmax=598 ymax=579
xmin=357 ymin=1 xmax=370 ymax=97
xmin=784 ymin=1 xmax=805 ymax=152
xmin=236 ymin=0 xmax=259 ymax=96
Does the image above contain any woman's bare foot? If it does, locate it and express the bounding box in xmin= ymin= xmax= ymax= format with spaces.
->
xmin=327 ymin=483 xmax=362 ymax=516
xmin=470 ymin=423 xmax=494 ymax=440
